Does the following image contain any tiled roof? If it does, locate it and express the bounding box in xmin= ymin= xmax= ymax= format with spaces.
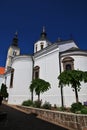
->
xmin=0 ymin=67 xmax=5 ymax=75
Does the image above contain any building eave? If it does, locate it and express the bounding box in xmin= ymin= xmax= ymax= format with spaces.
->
xmin=54 ymin=39 xmax=75 ymax=45
xmin=34 ymin=43 xmax=58 ymax=58
xmin=60 ymin=48 xmax=87 ymax=58
xmin=11 ymin=55 xmax=33 ymax=64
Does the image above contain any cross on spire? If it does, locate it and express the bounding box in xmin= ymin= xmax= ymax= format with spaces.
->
xmin=42 ymin=26 xmax=45 ymax=33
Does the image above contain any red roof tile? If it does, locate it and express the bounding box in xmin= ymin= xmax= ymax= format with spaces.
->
xmin=0 ymin=67 xmax=5 ymax=75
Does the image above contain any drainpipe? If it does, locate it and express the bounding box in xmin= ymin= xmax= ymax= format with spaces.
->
xmin=59 ymin=52 xmax=64 ymax=108
xmin=31 ymin=56 xmax=34 ymax=101
xmin=32 ymin=56 xmax=34 ymax=80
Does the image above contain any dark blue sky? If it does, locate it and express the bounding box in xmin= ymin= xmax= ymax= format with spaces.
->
xmin=0 ymin=0 xmax=87 ymax=67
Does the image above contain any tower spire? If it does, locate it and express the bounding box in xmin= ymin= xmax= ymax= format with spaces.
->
xmin=42 ymin=26 xmax=45 ymax=33
xmin=12 ymin=31 xmax=18 ymax=46
xmin=40 ymin=26 xmax=47 ymax=40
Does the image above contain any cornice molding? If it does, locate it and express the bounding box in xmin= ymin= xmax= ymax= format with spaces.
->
xmin=12 ymin=55 xmax=32 ymax=64
xmin=60 ymin=50 xmax=87 ymax=58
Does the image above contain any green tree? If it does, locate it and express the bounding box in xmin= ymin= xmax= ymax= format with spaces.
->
xmin=30 ymin=78 xmax=50 ymax=101
xmin=0 ymin=83 xmax=8 ymax=98
xmin=58 ymin=70 xmax=87 ymax=104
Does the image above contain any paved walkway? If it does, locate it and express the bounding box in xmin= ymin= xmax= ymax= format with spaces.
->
xmin=0 ymin=104 xmax=68 ymax=130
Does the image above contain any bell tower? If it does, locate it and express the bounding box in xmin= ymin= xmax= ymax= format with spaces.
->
xmin=5 ymin=32 xmax=20 ymax=71
xmin=34 ymin=27 xmax=51 ymax=53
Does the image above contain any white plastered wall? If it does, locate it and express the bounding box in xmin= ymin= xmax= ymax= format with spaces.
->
xmin=61 ymin=55 xmax=87 ymax=107
xmin=34 ymin=48 xmax=62 ymax=106
xmin=8 ymin=56 xmax=33 ymax=105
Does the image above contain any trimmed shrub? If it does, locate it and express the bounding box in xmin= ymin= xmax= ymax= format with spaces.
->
xmin=33 ymin=100 xmax=42 ymax=108
xmin=70 ymin=102 xmax=83 ymax=113
xmin=22 ymin=100 xmax=33 ymax=106
xmin=42 ymin=101 xmax=51 ymax=109
xmin=81 ymin=107 xmax=87 ymax=114
xmin=57 ymin=106 xmax=67 ymax=111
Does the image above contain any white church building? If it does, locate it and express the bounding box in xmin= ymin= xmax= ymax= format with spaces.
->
xmin=2 ymin=28 xmax=87 ymax=107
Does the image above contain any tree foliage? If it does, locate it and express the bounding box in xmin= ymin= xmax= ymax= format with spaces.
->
xmin=0 ymin=83 xmax=8 ymax=98
xmin=58 ymin=70 xmax=87 ymax=103
xmin=30 ymin=78 xmax=50 ymax=101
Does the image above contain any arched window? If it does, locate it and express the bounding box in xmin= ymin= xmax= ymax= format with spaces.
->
xmin=40 ymin=42 xmax=44 ymax=50
xmin=10 ymin=68 xmax=14 ymax=88
xmin=33 ymin=66 xmax=40 ymax=79
xmin=62 ymin=57 xmax=74 ymax=71
xmin=13 ymin=50 xmax=17 ymax=56
xmin=65 ymin=64 xmax=72 ymax=70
